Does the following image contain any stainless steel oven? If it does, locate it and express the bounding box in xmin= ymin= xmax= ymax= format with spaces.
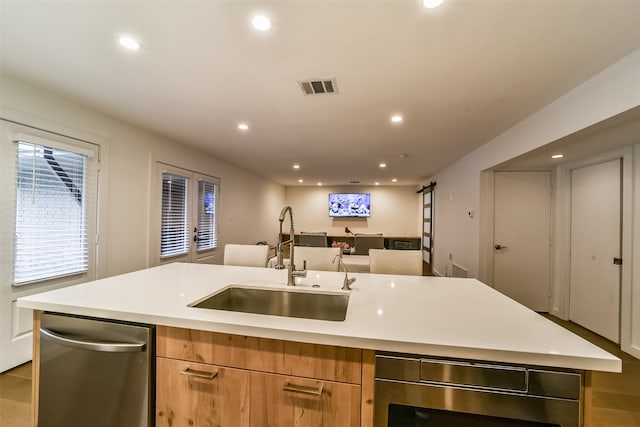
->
xmin=375 ymin=352 xmax=583 ymax=427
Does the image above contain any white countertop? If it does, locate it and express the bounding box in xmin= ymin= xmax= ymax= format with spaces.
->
xmin=17 ymin=263 xmax=620 ymax=372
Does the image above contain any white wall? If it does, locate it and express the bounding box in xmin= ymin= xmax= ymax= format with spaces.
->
xmin=427 ymin=48 xmax=640 ymax=279
xmin=284 ymin=185 xmax=421 ymax=238
xmin=425 ymin=48 xmax=640 ymax=358
xmin=632 ymin=143 xmax=640 ymax=357
xmin=430 ymin=163 xmax=480 ymax=277
xmin=0 ymin=74 xmax=285 ymax=277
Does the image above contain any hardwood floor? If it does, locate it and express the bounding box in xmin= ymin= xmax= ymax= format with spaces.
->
xmin=1 ymin=316 xmax=638 ymax=426
xmin=422 ymin=260 xmax=433 ymax=276
xmin=0 ymin=362 xmax=31 ymax=427
xmin=544 ymin=315 xmax=640 ymax=427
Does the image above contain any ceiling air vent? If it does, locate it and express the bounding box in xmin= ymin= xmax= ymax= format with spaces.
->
xmin=299 ymin=78 xmax=338 ymax=96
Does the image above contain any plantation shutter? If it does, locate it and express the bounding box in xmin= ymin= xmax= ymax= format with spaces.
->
xmin=196 ymin=179 xmax=218 ymax=251
xmin=160 ymin=172 xmax=189 ymax=257
xmin=13 ymin=137 xmax=95 ymax=285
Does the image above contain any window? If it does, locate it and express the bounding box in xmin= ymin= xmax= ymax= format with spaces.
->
xmin=11 ymin=132 xmax=99 ymax=285
xmin=160 ymin=173 xmax=189 ymax=258
xmin=196 ymin=180 xmax=218 ymax=251
xmin=156 ymin=164 xmax=219 ymax=264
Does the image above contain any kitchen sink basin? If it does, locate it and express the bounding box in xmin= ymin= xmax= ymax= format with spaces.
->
xmin=189 ymin=285 xmax=349 ymax=321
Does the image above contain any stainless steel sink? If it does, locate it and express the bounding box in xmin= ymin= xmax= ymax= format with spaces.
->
xmin=189 ymin=285 xmax=349 ymax=321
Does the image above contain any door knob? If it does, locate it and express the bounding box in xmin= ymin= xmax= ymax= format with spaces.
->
xmin=495 ymin=244 xmax=507 ymax=250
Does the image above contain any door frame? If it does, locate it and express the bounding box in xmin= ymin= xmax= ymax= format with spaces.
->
xmin=480 ymin=169 xmax=556 ymax=292
xmin=0 ymin=115 xmax=109 ymax=371
xmin=149 ymin=161 xmax=220 ymax=266
xmin=554 ymin=146 xmax=633 ymax=355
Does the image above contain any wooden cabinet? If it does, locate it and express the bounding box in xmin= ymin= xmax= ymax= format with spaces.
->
xmin=250 ymin=371 xmax=360 ymax=427
xmin=156 ymin=357 xmax=250 ymax=427
xmin=156 ymin=326 xmax=363 ymax=383
xmin=156 ymin=326 xmax=374 ymax=427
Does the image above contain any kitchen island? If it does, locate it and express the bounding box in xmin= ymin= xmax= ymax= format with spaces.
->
xmin=18 ymin=262 xmax=620 ymax=426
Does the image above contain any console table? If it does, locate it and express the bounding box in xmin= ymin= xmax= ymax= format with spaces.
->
xmin=279 ymin=234 xmax=421 ymax=250
xmin=267 ymin=254 xmax=370 ymax=273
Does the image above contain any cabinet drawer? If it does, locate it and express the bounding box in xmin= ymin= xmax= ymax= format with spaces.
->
xmin=157 ymin=326 xmax=362 ymax=384
xmin=156 ymin=357 xmax=249 ymax=427
xmin=250 ymin=371 xmax=361 ymax=427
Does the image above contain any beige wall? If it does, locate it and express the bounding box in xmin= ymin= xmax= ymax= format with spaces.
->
xmin=284 ymin=185 xmax=421 ymax=238
xmin=0 ymin=74 xmax=285 ymax=277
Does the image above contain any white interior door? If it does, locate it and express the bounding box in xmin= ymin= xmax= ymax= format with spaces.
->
xmin=570 ymin=159 xmax=621 ymax=343
xmin=493 ymin=171 xmax=551 ymax=311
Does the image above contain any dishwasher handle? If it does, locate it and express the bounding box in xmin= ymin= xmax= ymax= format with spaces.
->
xmin=40 ymin=327 xmax=147 ymax=353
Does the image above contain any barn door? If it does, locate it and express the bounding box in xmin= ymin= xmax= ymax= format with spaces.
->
xmin=422 ymin=183 xmax=435 ymax=276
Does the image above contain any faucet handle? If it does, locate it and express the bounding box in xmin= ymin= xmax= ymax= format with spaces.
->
xmin=292 ymin=259 xmax=307 ymax=279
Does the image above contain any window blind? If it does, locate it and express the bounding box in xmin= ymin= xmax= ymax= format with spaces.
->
xmin=197 ymin=179 xmax=218 ymax=251
xmin=14 ymin=141 xmax=89 ymax=284
xmin=160 ymin=172 xmax=189 ymax=257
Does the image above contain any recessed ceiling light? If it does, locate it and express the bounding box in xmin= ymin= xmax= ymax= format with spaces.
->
xmin=390 ymin=115 xmax=403 ymax=123
xmin=251 ymin=15 xmax=272 ymax=31
xmin=119 ymin=36 xmax=140 ymax=50
xmin=551 ymin=154 xmax=564 ymax=159
xmin=238 ymin=123 xmax=249 ymax=131
xmin=317 ymin=182 xmax=323 ymax=186
xmin=298 ymin=179 xmax=303 ymax=183
xmin=422 ymin=0 xmax=445 ymax=9
xmin=392 ymin=178 xmax=398 ymax=183
xmin=379 ymin=163 xmax=387 ymax=168
xmin=292 ymin=164 xmax=300 ymax=169
xmin=375 ymin=182 xmax=380 ymax=186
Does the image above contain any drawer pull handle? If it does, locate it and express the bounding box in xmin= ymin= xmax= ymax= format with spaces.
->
xmin=283 ymin=382 xmax=323 ymax=396
xmin=180 ymin=367 xmax=219 ymax=380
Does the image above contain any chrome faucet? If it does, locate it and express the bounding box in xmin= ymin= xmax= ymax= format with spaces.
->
xmin=333 ymin=254 xmax=356 ymax=290
xmin=276 ymin=206 xmax=306 ymax=286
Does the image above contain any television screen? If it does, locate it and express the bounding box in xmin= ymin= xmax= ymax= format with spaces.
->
xmin=329 ymin=193 xmax=371 ymax=217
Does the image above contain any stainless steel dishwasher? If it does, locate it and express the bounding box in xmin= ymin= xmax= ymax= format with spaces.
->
xmin=39 ymin=312 xmax=154 ymax=427
xmin=375 ymin=352 xmax=583 ymax=427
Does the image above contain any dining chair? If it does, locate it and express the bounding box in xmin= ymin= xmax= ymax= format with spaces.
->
xmin=369 ymin=249 xmax=423 ymax=276
xmin=223 ymin=244 xmax=270 ymax=267
xmin=353 ymin=233 xmax=384 ymax=255
xmin=294 ymin=246 xmax=341 ymax=271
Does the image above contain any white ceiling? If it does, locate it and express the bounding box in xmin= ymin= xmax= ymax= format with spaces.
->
xmin=2 ymin=1 xmax=640 ymax=186
xmin=496 ymin=106 xmax=640 ymax=171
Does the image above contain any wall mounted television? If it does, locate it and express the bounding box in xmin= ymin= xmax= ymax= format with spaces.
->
xmin=329 ymin=193 xmax=371 ymax=218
